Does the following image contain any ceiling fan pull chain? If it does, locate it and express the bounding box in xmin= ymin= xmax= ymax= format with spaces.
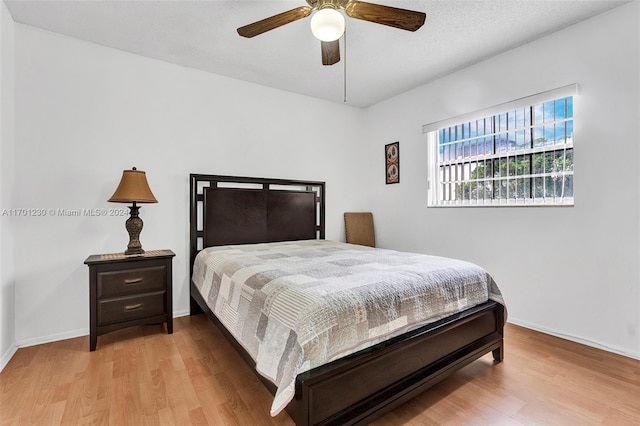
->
xmin=343 ymin=27 xmax=347 ymax=103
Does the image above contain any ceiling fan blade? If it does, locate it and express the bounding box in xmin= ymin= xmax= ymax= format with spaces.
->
xmin=321 ymin=40 xmax=340 ymax=66
xmin=237 ymin=6 xmax=312 ymax=38
xmin=345 ymin=1 xmax=426 ymax=32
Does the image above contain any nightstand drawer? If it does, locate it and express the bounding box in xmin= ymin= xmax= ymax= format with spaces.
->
xmin=97 ymin=292 xmax=166 ymax=326
xmin=97 ymin=266 xmax=166 ymax=298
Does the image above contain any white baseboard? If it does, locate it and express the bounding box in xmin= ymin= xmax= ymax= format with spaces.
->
xmin=15 ymin=311 xmax=192 ymax=349
xmin=508 ymin=318 xmax=640 ymax=361
xmin=17 ymin=328 xmax=89 ymax=349
xmin=0 ymin=342 xmax=18 ymax=372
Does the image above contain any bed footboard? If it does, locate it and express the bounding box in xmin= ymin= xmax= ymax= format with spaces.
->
xmin=289 ymin=301 xmax=504 ymax=426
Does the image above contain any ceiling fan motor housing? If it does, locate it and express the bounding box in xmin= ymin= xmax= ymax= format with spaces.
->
xmin=307 ymin=0 xmax=351 ymax=10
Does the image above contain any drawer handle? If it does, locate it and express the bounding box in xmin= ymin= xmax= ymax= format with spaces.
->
xmin=123 ymin=278 xmax=144 ymax=285
xmin=124 ymin=303 xmax=144 ymax=312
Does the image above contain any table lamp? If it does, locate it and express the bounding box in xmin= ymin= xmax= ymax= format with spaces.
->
xmin=108 ymin=167 xmax=157 ymax=255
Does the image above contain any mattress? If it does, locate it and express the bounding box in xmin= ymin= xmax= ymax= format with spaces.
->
xmin=191 ymin=239 xmax=505 ymax=415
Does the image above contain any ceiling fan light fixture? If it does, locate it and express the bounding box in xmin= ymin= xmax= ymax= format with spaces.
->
xmin=310 ymin=8 xmax=345 ymax=41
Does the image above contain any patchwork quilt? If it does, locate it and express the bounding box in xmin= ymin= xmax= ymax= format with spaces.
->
xmin=191 ymin=240 xmax=505 ymax=416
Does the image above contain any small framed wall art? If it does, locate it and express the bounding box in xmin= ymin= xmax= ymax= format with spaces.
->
xmin=385 ymin=142 xmax=399 ymax=184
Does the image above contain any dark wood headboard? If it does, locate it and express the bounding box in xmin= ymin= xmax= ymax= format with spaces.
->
xmin=189 ymin=174 xmax=326 ymax=269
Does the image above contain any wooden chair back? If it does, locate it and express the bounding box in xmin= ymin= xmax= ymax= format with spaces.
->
xmin=344 ymin=212 xmax=375 ymax=247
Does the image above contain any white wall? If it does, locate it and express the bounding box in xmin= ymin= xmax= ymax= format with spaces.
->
xmin=365 ymin=2 xmax=640 ymax=358
xmin=12 ymin=24 xmax=369 ymax=346
xmin=0 ymin=0 xmax=17 ymax=369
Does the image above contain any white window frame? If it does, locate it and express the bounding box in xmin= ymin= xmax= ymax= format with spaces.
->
xmin=424 ymin=84 xmax=577 ymax=207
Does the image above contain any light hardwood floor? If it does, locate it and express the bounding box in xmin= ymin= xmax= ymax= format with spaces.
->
xmin=1 ymin=315 xmax=638 ymax=425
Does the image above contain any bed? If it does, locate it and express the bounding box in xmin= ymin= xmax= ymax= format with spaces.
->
xmin=189 ymin=174 xmax=505 ymax=426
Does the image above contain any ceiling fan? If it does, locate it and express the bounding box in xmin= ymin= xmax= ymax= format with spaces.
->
xmin=237 ymin=0 xmax=426 ymax=66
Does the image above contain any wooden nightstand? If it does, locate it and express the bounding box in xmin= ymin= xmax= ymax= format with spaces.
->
xmin=84 ymin=249 xmax=175 ymax=351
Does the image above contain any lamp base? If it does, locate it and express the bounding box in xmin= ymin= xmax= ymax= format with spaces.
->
xmin=124 ymin=204 xmax=145 ymax=255
xmin=125 ymin=247 xmax=145 ymax=256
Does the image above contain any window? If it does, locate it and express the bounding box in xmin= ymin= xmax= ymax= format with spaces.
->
xmin=425 ymin=86 xmax=575 ymax=207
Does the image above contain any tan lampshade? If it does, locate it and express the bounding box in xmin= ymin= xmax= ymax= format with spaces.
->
xmin=108 ymin=167 xmax=158 ymax=203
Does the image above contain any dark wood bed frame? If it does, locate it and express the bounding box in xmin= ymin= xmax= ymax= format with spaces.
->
xmin=189 ymin=174 xmax=505 ymax=426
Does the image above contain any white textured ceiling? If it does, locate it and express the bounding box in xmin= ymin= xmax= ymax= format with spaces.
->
xmin=3 ymin=0 xmax=631 ymax=107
